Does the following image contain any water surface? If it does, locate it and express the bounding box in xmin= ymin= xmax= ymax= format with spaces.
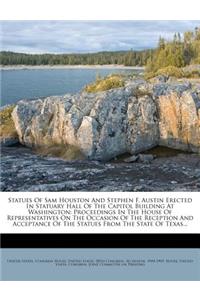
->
xmin=1 ymin=68 xmax=138 ymax=106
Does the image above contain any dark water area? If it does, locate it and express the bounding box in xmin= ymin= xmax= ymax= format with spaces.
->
xmin=0 ymin=68 xmax=138 ymax=106
xmin=143 ymin=146 xmax=190 ymax=157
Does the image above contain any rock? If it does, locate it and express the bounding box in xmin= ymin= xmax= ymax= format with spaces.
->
xmin=151 ymin=75 xmax=169 ymax=84
xmin=0 ymin=137 xmax=19 ymax=147
xmin=12 ymin=82 xmax=159 ymax=161
xmin=127 ymin=95 xmax=159 ymax=155
xmin=1 ymin=146 xmax=200 ymax=191
xmin=26 ymin=180 xmax=89 ymax=192
xmin=157 ymin=89 xmax=200 ymax=153
xmin=11 ymin=79 xmax=200 ymax=161
xmin=133 ymin=185 xmax=144 ymax=191
xmin=153 ymin=81 xmax=192 ymax=98
xmin=138 ymin=154 xmax=155 ymax=163
xmin=124 ymin=155 xmax=138 ymax=163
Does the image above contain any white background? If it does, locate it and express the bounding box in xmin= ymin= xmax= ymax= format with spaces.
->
xmin=0 ymin=192 xmax=199 ymax=233
xmin=0 ymin=282 xmax=200 ymax=300
xmin=0 ymin=0 xmax=200 ymax=20
xmin=1 ymin=0 xmax=200 ymax=298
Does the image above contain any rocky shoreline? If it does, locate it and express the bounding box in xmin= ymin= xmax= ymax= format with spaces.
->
xmin=12 ymin=77 xmax=200 ymax=160
xmin=1 ymin=145 xmax=200 ymax=191
xmin=0 ymin=65 xmax=144 ymax=71
xmin=1 ymin=76 xmax=200 ymax=191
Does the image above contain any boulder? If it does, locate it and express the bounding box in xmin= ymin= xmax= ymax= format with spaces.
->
xmin=124 ymin=155 xmax=138 ymax=163
xmin=156 ymin=88 xmax=200 ymax=153
xmin=12 ymin=82 xmax=158 ymax=161
xmin=12 ymin=79 xmax=200 ymax=161
xmin=138 ymin=154 xmax=155 ymax=163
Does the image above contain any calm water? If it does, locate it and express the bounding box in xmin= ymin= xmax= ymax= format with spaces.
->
xmin=0 ymin=68 xmax=138 ymax=106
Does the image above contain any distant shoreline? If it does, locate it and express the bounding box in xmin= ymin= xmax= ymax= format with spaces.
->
xmin=0 ymin=64 xmax=145 ymax=71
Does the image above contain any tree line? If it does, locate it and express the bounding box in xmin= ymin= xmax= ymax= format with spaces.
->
xmin=0 ymin=50 xmax=153 ymax=66
xmin=146 ymin=27 xmax=200 ymax=72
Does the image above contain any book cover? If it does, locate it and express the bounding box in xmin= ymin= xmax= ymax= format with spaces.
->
xmin=0 ymin=19 xmax=200 ymax=281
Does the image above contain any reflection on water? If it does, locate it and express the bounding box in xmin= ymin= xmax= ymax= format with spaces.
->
xmin=143 ymin=146 xmax=191 ymax=157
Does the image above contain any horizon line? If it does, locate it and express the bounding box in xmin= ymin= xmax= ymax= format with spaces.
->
xmin=1 ymin=48 xmax=154 ymax=55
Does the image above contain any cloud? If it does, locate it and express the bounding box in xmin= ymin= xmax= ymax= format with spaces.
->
xmin=1 ymin=20 xmax=200 ymax=53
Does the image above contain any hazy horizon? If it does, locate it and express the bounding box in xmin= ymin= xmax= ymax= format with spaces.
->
xmin=1 ymin=20 xmax=200 ymax=54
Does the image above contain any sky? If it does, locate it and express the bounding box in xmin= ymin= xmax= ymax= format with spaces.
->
xmin=1 ymin=20 xmax=200 ymax=54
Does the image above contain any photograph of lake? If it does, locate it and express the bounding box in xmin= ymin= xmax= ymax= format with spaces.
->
xmin=0 ymin=20 xmax=200 ymax=192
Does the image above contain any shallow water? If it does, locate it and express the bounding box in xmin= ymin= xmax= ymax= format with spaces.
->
xmin=0 ymin=68 xmax=137 ymax=106
xmin=143 ymin=146 xmax=190 ymax=157
xmin=110 ymin=146 xmax=189 ymax=163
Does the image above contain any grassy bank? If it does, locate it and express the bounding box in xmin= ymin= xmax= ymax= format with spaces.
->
xmin=84 ymin=74 xmax=125 ymax=93
xmin=145 ymin=66 xmax=200 ymax=80
xmin=0 ymin=105 xmax=17 ymax=139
